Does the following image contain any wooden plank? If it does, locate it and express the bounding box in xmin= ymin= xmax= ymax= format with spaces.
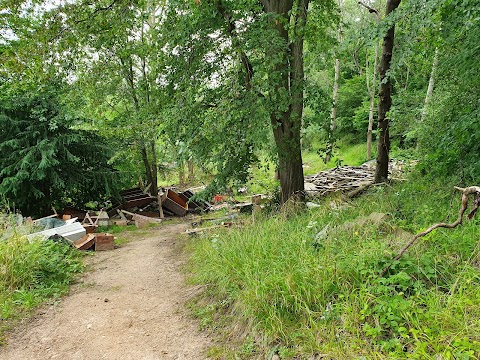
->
xmin=74 ymin=234 xmax=96 ymax=250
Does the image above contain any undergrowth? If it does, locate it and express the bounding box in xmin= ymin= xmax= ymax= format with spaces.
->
xmin=187 ymin=175 xmax=480 ymax=359
xmin=0 ymin=233 xmax=84 ymax=344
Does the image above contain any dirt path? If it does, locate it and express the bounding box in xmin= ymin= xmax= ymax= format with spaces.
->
xmin=0 ymin=223 xmax=211 ymax=360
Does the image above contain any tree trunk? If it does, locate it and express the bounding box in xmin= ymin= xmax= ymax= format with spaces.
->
xmin=262 ymin=0 xmax=307 ymax=203
xmin=325 ymin=0 xmax=343 ymax=163
xmin=367 ymin=43 xmax=379 ymax=159
xmin=326 ymin=57 xmax=340 ymax=163
xmin=187 ymin=158 xmax=195 ymax=183
xmin=374 ymin=0 xmax=401 ymax=183
xmin=140 ymin=143 xmax=155 ymax=192
xmin=421 ymin=47 xmax=439 ymax=123
xmin=150 ymin=140 xmax=158 ymax=196
xmin=178 ymin=162 xmax=185 ymax=186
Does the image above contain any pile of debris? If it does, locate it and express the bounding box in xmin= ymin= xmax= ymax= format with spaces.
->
xmin=0 ymin=187 xmax=212 ymax=251
xmin=304 ymin=165 xmax=375 ymax=196
xmin=304 ymin=160 xmax=412 ymax=197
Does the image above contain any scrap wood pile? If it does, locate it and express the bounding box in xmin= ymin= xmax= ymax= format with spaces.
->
xmin=304 ymin=160 xmax=411 ymax=197
xmin=304 ymin=164 xmax=375 ymax=196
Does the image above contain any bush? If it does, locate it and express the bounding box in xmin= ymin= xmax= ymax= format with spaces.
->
xmin=0 ymin=234 xmax=83 ymax=339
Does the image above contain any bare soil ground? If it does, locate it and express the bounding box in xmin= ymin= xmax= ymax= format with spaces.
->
xmin=0 ymin=222 xmax=211 ymax=360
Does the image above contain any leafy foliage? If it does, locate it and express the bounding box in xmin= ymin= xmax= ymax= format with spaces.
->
xmin=416 ymin=0 xmax=480 ymax=182
xmin=0 ymin=83 xmax=119 ymax=215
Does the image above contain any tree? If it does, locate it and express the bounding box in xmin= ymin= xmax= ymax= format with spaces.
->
xmin=0 ymin=83 xmax=118 ymax=216
xmin=325 ymin=0 xmax=343 ymax=163
xmin=375 ymin=0 xmax=401 ymax=183
xmin=163 ymin=0 xmax=334 ymax=203
xmin=259 ymin=0 xmax=309 ymax=202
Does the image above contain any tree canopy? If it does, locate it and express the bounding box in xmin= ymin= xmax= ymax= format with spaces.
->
xmin=0 ymin=0 xmax=477 ymax=212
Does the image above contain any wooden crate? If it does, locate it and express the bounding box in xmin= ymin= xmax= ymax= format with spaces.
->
xmin=95 ymin=233 xmax=114 ymax=251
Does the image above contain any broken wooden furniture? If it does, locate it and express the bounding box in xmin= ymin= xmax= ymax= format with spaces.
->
xmin=161 ymin=189 xmax=188 ymax=216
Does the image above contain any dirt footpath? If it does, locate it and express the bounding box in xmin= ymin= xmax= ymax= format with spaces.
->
xmin=0 ymin=223 xmax=211 ymax=360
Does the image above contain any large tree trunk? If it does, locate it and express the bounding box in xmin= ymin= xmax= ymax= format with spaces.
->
xmin=375 ymin=0 xmax=401 ymax=183
xmin=263 ymin=0 xmax=307 ymax=203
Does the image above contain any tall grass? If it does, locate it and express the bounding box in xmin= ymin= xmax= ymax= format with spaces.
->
xmin=0 ymin=233 xmax=83 ymax=343
xmin=187 ymin=176 xmax=480 ymax=359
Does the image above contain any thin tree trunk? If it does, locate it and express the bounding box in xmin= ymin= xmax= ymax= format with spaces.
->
xmin=178 ymin=162 xmax=185 ymax=186
xmin=421 ymin=47 xmax=439 ymax=123
xmin=140 ymin=144 xmax=154 ymax=190
xmin=187 ymin=158 xmax=195 ymax=183
xmin=150 ymin=140 xmax=158 ymax=196
xmin=374 ymin=0 xmax=401 ymax=183
xmin=367 ymin=43 xmax=379 ymax=159
xmin=326 ymin=57 xmax=341 ymax=163
xmin=326 ymin=0 xmax=343 ymax=163
xmin=120 ymin=54 xmax=157 ymax=192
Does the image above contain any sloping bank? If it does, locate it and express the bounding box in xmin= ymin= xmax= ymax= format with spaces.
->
xmin=186 ymin=177 xmax=480 ymax=359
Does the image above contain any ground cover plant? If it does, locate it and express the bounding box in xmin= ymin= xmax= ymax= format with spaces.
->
xmin=0 ymin=230 xmax=84 ymax=344
xmin=187 ymin=175 xmax=480 ymax=359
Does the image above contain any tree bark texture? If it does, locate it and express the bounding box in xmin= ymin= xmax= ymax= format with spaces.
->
xmin=375 ymin=0 xmax=401 ymax=183
xmin=262 ymin=0 xmax=308 ymax=203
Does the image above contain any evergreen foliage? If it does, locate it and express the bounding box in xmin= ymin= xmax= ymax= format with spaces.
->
xmin=0 ymin=84 xmax=119 ymax=216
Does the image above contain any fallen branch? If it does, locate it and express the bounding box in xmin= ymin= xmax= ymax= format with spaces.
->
xmin=379 ymin=186 xmax=480 ymax=277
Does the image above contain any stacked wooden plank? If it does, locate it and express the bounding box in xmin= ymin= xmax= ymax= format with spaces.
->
xmin=304 ymin=164 xmax=375 ymax=196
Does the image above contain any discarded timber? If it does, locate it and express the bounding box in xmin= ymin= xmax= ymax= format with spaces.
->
xmin=75 ymin=233 xmax=96 ymax=250
xmin=185 ymin=223 xmax=234 ymax=235
xmin=32 ymin=208 xmax=59 ymax=225
xmin=121 ymin=210 xmax=163 ymax=228
xmin=161 ymin=189 xmax=188 ymax=216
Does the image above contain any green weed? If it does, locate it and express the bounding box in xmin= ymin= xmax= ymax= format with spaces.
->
xmin=0 ymin=234 xmax=84 ymax=343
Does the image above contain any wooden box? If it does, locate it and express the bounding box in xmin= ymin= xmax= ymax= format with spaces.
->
xmin=95 ymin=233 xmax=114 ymax=251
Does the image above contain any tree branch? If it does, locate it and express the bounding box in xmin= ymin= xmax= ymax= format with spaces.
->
xmin=379 ymin=186 xmax=480 ymax=277
xmin=358 ymin=1 xmax=379 ymax=17
xmin=76 ymin=0 xmax=119 ymax=24
xmin=216 ymin=1 xmax=254 ymax=88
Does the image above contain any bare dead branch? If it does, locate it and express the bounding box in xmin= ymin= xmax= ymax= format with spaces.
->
xmin=379 ymin=186 xmax=480 ymax=277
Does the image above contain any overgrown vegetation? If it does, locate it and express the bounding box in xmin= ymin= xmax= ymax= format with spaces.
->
xmin=0 ymin=231 xmax=83 ymax=343
xmin=187 ymin=175 xmax=480 ymax=359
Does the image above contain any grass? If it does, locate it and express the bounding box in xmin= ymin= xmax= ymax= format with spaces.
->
xmin=0 ymin=233 xmax=84 ymax=344
xmin=302 ymin=140 xmax=372 ymax=176
xmin=186 ymin=174 xmax=480 ymax=359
